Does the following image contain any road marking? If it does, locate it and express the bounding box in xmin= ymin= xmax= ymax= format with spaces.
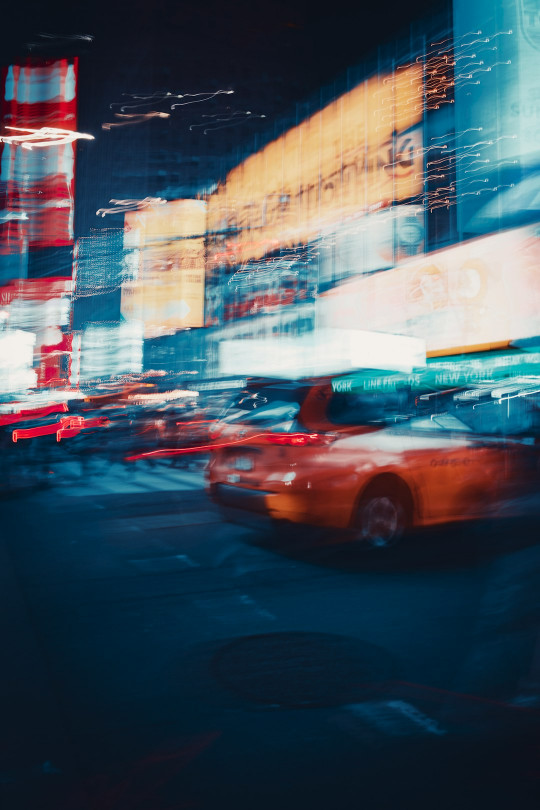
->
xmin=385 ymin=700 xmax=447 ymax=735
xmin=128 ymin=554 xmax=201 ymax=572
xmin=345 ymin=700 xmax=447 ymax=737
xmin=194 ymin=592 xmax=276 ymax=625
xmin=239 ymin=593 xmax=276 ymax=620
xmin=60 ymin=468 xmax=206 ymax=496
xmin=106 ymin=511 xmax=220 ymax=531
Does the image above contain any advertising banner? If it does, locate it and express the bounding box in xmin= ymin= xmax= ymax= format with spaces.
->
xmin=0 ymin=59 xmax=79 ymax=249
xmin=219 ymin=329 xmax=425 ymax=379
xmin=207 ymin=64 xmax=424 ymax=266
xmin=317 ymin=223 xmax=540 ymax=355
xmin=121 ymin=199 xmax=207 ymax=336
xmin=317 ymin=204 xmax=425 ymax=287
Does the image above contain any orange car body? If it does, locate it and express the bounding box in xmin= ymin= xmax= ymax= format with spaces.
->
xmin=207 ymin=383 xmax=539 ymax=535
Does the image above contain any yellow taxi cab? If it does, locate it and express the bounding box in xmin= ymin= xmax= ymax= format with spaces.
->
xmin=207 ymin=379 xmax=540 ymax=547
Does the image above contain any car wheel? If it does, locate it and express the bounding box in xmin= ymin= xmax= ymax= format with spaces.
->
xmin=354 ymin=487 xmax=408 ymax=549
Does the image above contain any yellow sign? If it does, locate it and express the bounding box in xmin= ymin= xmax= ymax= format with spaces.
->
xmin=121 ymin=200 xmax=206 ymax=335
xmin=207 ymin=64 xmax=424 ymax=265
xmin=124 ymin=198 xmax=206 ymax=245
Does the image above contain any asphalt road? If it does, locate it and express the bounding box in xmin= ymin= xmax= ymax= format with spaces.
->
xmin=2 ymin=457 xmax=540 ymax=810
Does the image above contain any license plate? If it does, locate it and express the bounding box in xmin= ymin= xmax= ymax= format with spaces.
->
xmin=234 ymin=455 xmax=253 ymax=471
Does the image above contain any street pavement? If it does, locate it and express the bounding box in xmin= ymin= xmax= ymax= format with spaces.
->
xmin=46 ymin=455 xmax=209 ymax=495
xmin=1 ymin=458 xmax=540 ymax=810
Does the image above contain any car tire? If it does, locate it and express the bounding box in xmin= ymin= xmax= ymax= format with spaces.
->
xmin=354 ymin=483 xmax=409 ymax=549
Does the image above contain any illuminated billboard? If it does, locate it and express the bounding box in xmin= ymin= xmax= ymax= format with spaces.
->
xmin=207 ymin=64 xmax=424 ymax=266
xmin=121 ymin=199 xmax=207 ymax=337
xmin=1 ymin=276 xmax=73 ymax=388
xmin=453 ymin=1 xmax=540 ymax=234
xmin=317 ymin=223 xmax=540 ymax=355
xmin=219 ymin=329 xmax=426 ymax=379
xmin=317 ymin=204 xmax=425 ymax=287
xmin=0 ymin=329 xmax=36 ymax=393
xmin=0 ymin=59 xmax=79 ymax=250
xmin=79 ymin=322 xmax=143 ymax=381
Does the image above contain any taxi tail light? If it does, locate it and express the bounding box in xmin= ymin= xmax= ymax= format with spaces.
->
xmin=264 ymin=432 xmax=335 ymax=447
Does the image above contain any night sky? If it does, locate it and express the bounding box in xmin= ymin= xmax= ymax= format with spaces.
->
xmin=3 ymin=0 xmax=448 ymax=97
xmin=2 ymin=0 xmax=449 ymax=233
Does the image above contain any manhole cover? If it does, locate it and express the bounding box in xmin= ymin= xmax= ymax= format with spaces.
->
xmin=212 ymin=631 xmax=394 ymax=708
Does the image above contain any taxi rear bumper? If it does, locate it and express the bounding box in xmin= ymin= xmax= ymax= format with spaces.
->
xmin=209 ymin=483 xmax=276 ymax=530
xmin=210 ymin=482 xmax=274 ymax=513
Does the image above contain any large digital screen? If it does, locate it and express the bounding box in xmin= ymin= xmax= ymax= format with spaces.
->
xmin=206 ymin=65 xmax=424 ymax=267
xmin=317 ymin=223 xmax=540 ymax=355
xmin=121 ymin=199 xmax=207 ymax=336
xmin=453 ymin=1 xmax=540 ymax=234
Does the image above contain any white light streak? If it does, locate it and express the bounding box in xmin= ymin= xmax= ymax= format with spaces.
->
xmin=110 ymin=89 xmax=234 ymax=113
xmin=190 ymin=110 xmax=266 ymax=134
xmin=0 ymin=210 xmax=28 ymax=222
xmin=0 ymin=126 xmax=94 ymax=150
xmin=102 ymin=111 xmax=170 ymax=130
xmin=32 ymin=32 xmax=94 ymax=42
xmin=96 ymin=197 xmax=167 ymax=217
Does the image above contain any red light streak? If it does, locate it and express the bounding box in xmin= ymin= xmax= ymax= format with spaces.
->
xmin=264 ymin=432 xmax=329 ymax=446
xmin=20 ymin=401 xmax=68 ymax=417
xmin=125 ymin=430 xmax=331 ymax=461
xmin=13 ymin=422 xmax=60 ymax=441
xmin=12 ymin=414 xmax=109 ymax=442
xmin=175 ymin=419 xmax=215 ymax=427
xmin=0 ymin=401 xmax=67 ymax=426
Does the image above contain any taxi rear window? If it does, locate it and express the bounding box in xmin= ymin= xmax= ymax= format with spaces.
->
xmin=219 ymin=385 xmax=308 ymax=426
xmin=327 ymin=390 xmax=410 ymax=426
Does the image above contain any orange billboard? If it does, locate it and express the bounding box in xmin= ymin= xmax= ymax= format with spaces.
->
xmin=121 ymin=200 xmax=206 ymax=337
xmin=207 ymin=64 xmax=424 ymax=266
